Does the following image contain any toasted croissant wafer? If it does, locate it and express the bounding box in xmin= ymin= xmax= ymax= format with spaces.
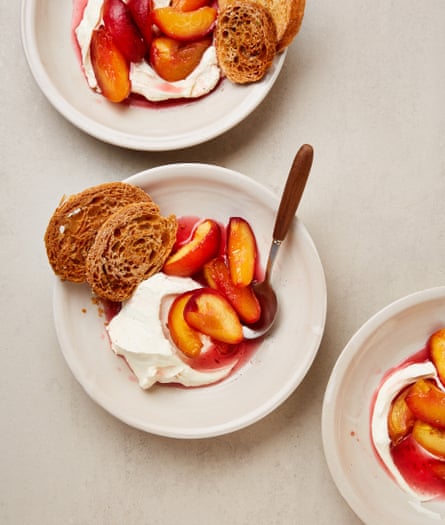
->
xmin=44 ymin=182 xmax=156 ymax=283
xmin=85 ymin=202 xmax=177 ymax=302
xmin=255 ymin=0 xmax=305 ymax=51
xmin=215 ymin=0 xmax=277 ymax=84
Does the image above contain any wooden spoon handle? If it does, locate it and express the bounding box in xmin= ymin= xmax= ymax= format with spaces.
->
xmin=272 ymin=144 xmax=314 ymax=242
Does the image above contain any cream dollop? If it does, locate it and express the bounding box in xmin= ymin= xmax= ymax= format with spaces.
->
xmin=106 ymin=273 xmax=236 ymax=389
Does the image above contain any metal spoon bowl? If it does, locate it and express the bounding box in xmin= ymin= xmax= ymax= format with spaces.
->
xmin=242 ymin=144 xmax=314 ymax=339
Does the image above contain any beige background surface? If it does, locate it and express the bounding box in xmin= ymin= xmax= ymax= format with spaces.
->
xmin=3 ymin=1 xmax=445 ymax=523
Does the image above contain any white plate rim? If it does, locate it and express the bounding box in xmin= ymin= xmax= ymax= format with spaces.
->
xmin=52 ymin=163 xmax=327 ymax=438
xmin=20 ymin=0 xmax=287 ymax=151
xmin=321 ymin=285 xmax=445 ymax=524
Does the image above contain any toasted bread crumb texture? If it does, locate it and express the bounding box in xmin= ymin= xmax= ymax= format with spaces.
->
xmin=85 ymin=203 xmax=177 ymax=302
xmin=215 ymin=0 xmax=277 ymax=84
xmin=255 ymin=0 xmax=306 ymax=51
xmin=44 ymin=182 xmax=156 ymax=283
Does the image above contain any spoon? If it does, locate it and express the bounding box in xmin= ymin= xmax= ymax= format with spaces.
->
xmin=242 ymin=144 xmax=314 ymax=339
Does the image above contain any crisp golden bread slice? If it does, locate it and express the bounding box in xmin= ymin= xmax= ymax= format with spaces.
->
xmin=85 ymin=202 xmax=177 ymax=302
xmin=44 ymin=182 xmax=156 ymax=283
xmin=255 ymin=0 xmax=305 ymax=51
xmin=215 ymin=0 xmax=277 ymax=84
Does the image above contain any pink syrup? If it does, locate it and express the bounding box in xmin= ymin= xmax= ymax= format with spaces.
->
xmin=370 ymin=345 xmax=445 ymax=500
xmin=391 ymin=434 xmax=445 ymax=500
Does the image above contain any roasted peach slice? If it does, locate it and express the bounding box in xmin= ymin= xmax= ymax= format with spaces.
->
xmin=429 ymin=328 xmax=445 ymax=387
xmin=227 ymin=217 xmax=257 ymax=287
xmin=168 ymin=291 xmax=203 ymax=358
xmin=103 ymin=0 xmax=146 ymax=62
xmin=412 ymin=420 xmax=445 ymax=459
xmin=203 ymin=257 xmax=261 ymax=324
xmin=405 ymin=379 xmax=445 ymax=428
xmin=90 ymin=26 xmax=131 ymax=103
xmin=171 ymin=0 xmax=210 ymax=12
xmin=151 ymin=6 xmax=217 ymax=42
xmin=387 ymin=385 xmax=416 ymax=445
xmin=127 ymin=0 xmax=154 ymax=47
xmin=163 ymin=219 xmax=221 ymax=277
xmin=150 ymin=36 xmax=212 ymax=82
xmin=184 ymin=289 xmax=244 ymax=344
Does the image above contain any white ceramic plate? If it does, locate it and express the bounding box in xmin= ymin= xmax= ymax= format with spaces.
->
xmin=52 ymin=163 xmax=326 ymax=438
xmin=21 ymin=0 xmax=286 ymax=151
xmin=322 ymin=287 xmax=445 ymax=525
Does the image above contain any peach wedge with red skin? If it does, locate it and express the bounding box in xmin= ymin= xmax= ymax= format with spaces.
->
xmin=168 ymin=291 xmax=203 ymax=358
xmin=127 ymin=0 xmax=154 ymax=47
xmin=103 ymin=0 xmax=146 ymax=62
xmin=387 ymin=385 xmax=416 ymax=445
xmin=203 ymin=257 xmax=261 ymax=324
xmin=163 ymin=219 xmax=221 ymax=277
xmin=227 ymin=217 xmax=257 ymax=287
xmin=150 ymin=36 xmax=212 ymax=82
xmin=412 ymin=420 xmax=445 ymax=460
xmin=151 ymin=6 xmax=217 ymax=42
xmin=405 ymin=379 xmax=445 ymax=429
xmin=429 ymin=328 xmax=445 ymax=386
xmin=90 ymin=26 xmax=131 ymax=103
xmin=184 ymin=288 xmax=244 ymax=344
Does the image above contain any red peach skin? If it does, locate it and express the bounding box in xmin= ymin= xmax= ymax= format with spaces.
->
xmin=90 ymin=26 xmax=131 ymax=103
xmin=103 ymin=0 xmax=146 ymax=62
xmin=127 ymin=0 xmax=154 ymax=47
xmin=163 ymin=219 xmax=221 ymax=277
xmin=203 ymin=257 xmax=261 ymax=324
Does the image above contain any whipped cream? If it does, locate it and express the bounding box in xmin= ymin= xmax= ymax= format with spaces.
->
xmin=75 ymin=0 xmax=221 ymax=101
xmin=371 ymin=361 xmax=438 ymax=500
xmin=107 ymin=273 xmax=236 ymax=389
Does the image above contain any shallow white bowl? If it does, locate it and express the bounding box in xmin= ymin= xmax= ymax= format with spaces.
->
xmin=21 ymin=0 xmax=286 ymax=151
xmin=52 ymin=163 xmax=326 ymax=438
xmin=322 ymin=287 xmax=445 ymax=524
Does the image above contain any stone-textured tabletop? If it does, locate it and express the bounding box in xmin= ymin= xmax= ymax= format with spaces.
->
xmin=3 ymin=1 xmax=445 ymax=523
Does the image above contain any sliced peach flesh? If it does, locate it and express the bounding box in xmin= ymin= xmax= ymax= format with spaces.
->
xmin=168 ymin=291 xmax=203 ymax=358
xmin=90 ymin=26 xmax=131 ymax=103
xmin=430 ymin=328 xmax=445 ymax=387
xmin=412 ymin=420 xmax=445 ymax=459
xmin=171 ymin=0 xmax=210 ymax=11
xmin=387 ymin=385 xmax=416 ymax=445
xmin=203 ymin=257 xmax=261 ymax=324
xmin=151 ymin=6 xmax=217 ymax=42
xmin=227 ymin=217 xmax=257 ymax=287
xmin=184 ymin=288 xmax=244 ymax=344
xmin=405 ymin=379 xmax=445 ymax=429
xmin=163 ymin=219 xmax=221 ymax=277
xmin=150 ymin=36 xmax=211 ymax=82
